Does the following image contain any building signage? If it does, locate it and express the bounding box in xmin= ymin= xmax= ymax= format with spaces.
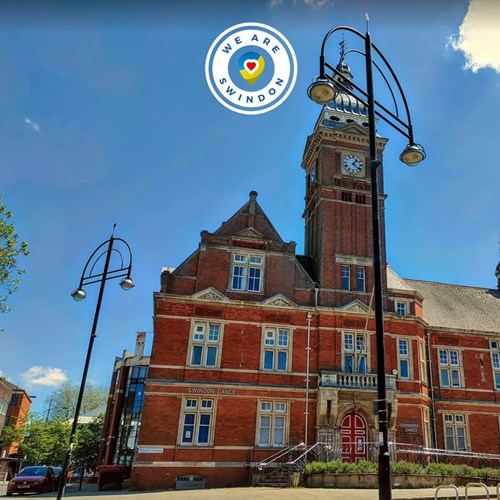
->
xmin=188 ymin=387 xmax=236 ymax=395
xmin=138 ymin=447 xmax=164 ymax=454
xmin=400 ymin=422 xmax=419 ymax=434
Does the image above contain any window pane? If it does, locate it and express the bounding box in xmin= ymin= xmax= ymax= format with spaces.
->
xmin=265 ymin=331 xmax=275 ymax=346
xmin=248 ymin=267 xmax=261 ymax=291
xmin=356 ymin=335 xmax=365 ymax=352
xmin=259 ymin=416 xmax=271 ymax=445
xmin=439 ymin=350 xmax=448 ymax=365
xmin=400 ymin=360 xmax=409 ymax=379
xmin=208 ymin=324 xmax=219 ymax=342
xmin=357 ymin=268 xmax=365 ymax=291
xmin=344 ymin=334 xmax=353 ymax=351
xmin=451 ymin=369 xmax=460 ymax=387
xmin=358 ymin=356 xmax=367 ymax=374
xmin=182 ymin=414 xmax=195 ymax=443
xmin=232 ymin=266 xmax=245 ymax=289
xmin=493 ymin=352 xmax=500 ymax=369
xmin=342 ymin=266 xmax=350 ymax=290
xmin=495 ymin=372 xmax=500 ymax=389
xmin=198 ymin=415 xmax=211 ymax=444
xmin=344 ymin=354 xmax=354 ymax=373
xmin=274 ymin=416 xmax=285 ymax=446
xmin=278 ymin=330 xmax=288 ymax=347
xmin=441 ymin=369 xmax=449 ymax=386
xmin=261 ymin=402 xmax=272 ymax=412
xmin=264 ymin=350 xmax=274 ymax=370
xmin=445 ymin=427 xmax=454 ymax=450
xmin=206 ymin=346 xmax=217 ymax=367
xmin=399 ymin=339 xmax=408 ymax=356
xmin=277 ymin=351 xmax=287 ymax=371
xmin=250 ymin=256 xmax=262 ymax=265
xmin=450 ymin=351 xmax=459 ymax=366
xmin=457 ymin=428 xmax=466 ymax=451
xmin=194 ymin=325 xmax=204 ymax=341
xmin=191 ymin=346 xmax=202 ymax=366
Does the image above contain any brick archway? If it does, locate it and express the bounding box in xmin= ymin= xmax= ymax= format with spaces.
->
xmin=341 ymin=412 xmax=368 ymax=462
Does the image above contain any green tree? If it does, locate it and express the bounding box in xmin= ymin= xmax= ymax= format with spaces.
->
xmin=73 ymin=414 xmax=104 ymax=468
xmin=2 ymin=414 xmax=71 ymax=466
xmin=44 ymin=381 xmax=108 ymax=421
xmin=0 ymin=195 xmax=29 ymax=317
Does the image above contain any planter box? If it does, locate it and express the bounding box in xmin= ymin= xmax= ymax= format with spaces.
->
xmin=306 ymin=474 xmax=498 ymax=489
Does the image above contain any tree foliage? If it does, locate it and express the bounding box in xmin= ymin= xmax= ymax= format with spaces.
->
xmin=44 ymin=381 xmax=108 ymax=421
xmin=0 ymin=195 xmax=29 ymax=316
xmin=2 ymin=412 xmax=104 ymax=468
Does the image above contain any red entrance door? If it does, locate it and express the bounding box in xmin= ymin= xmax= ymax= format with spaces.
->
xmin=341 ymin=412 xmax=367 ymax=462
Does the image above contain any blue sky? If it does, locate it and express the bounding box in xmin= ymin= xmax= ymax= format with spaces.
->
xmin=0 ymin=0 xmax=498 ymax=414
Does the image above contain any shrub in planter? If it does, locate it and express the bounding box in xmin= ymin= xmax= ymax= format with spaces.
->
xmin=355 ymin=460 xmax=378 ymax=473
xmin=390 ymin=461 xmax=424 ymax=475
xmin=424 ymin=462 xmax=456 ymax=477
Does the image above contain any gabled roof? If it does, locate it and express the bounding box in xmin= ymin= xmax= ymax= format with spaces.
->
xmin=214 ymin=191 xmax=283 ymax=242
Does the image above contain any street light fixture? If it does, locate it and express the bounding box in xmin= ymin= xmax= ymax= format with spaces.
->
xmin=308 ymin=21 xmax=425 ymax=500
xmin=56 ymin=225 xmax=134 ymax=500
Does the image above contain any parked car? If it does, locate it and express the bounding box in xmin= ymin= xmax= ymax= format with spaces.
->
xmin=6 ymin=466 xmax=57 ymax=496
xmin=52 ymin=467 xmax=62 ymax=487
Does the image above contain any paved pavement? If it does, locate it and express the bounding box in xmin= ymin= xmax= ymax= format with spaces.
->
xmin=0 ymin=482 xmax=497 ymax=499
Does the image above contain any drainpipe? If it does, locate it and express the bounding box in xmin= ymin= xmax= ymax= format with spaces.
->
xmin=305 ymin=312 xmax=312 ymax=450
xmin=425 ymin=329 xmax=438 ymax=451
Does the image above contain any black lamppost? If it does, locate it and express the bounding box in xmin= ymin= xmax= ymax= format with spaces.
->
xmin=56 ymin=225 xmax=134 ymax=500
xmin=307 ymin=20 xmax=425 ymax=500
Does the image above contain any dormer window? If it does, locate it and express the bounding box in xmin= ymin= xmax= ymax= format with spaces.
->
xmin=231 ymin=253 xmax=264 ymax=292
xmin=396 ymin=300 xmax=409 ymax=316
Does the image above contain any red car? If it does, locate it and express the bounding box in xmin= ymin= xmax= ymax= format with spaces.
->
xmin=6 ymin=466 xmax=57 ymax=496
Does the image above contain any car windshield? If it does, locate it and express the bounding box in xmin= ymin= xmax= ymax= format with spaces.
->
xmin=18 ymin=466 xmax=48 ymax=476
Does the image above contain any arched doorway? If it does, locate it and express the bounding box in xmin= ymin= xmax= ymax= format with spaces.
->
xmin=341 ymin=412 xmax=367 ymax=462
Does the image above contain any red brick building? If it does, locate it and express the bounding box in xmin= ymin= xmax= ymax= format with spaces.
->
xmin=127 ymin=64 xmax=500 ymax=489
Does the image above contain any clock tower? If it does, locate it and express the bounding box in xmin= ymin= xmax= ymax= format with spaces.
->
xmin=302 ymin=56 xmax=389 ymax=308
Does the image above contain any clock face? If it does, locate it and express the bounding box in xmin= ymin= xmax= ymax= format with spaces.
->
xmin=343 ymin=154 xmax=364 ymax=175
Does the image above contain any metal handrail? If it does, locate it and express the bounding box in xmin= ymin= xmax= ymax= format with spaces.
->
xmin=257 ymin=443 xmax=303 ymax=468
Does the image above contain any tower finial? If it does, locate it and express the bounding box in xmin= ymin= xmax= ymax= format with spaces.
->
xmin=365 ymin=13 xmax=370 ymax=32
xmin=339 ymin=36 xmax=346 ymax=61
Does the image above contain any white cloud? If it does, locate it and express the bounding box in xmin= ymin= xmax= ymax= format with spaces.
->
xmin=269 ymin=0 xmax=334 ymax=8
xmin=21 ymin=366 xmax=68 ymax=386
xmin=448 ymin=0 xmax=500 ymax=73
xmin=25 ymin=117 xmax=42 ymax=135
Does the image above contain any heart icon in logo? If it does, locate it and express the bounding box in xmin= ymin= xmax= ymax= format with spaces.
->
xmin=244 ymin=59 xmax=259 ymax=74
xmin=238 ymin=52 xmax=265 ymax=85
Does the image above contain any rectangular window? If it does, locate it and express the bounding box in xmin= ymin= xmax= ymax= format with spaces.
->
xmin=257 ymin=401 xmax=288 ymax=447
xmin=398 ymin=338 xmax=411 ymax=379
xmin=341 ymin=265 xmax=350 ymax=290
xmin=418 ymin=340 xmax=427 ymax=384
xmin=396 ymin=301 xmax=408 ymax=316
xmin=0 ymin=399 xmax=8 ymax=416
xmin=343 ymin=332 xmax=368 ymax=374
xmin=356 ymin=267 xmax=365 ymax=292
xmin=491 ymin=341 xmax=500 ymax=390
xmin=262 ymin=327 xmax=290 ymax=372
xmin=231 ymin=253 xmax=264 ymax=292
xmin=180 ymin=398 xmax=214 ymax=446
xmin=443 ymin=413 xmax=467 ymax=451
xmin=439 ymin=348 xmax=462 ymax=388
xmin=189 ymin=321 xmax=222 ymax=368
xmin=422 ymin=407 xmax=431 ymax=448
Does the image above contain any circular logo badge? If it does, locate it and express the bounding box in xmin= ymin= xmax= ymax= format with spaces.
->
xmin=205 ymin=22 xmax=298 ymax=115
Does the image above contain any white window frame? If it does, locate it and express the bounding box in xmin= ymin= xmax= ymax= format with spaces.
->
xmin=490 ymin=340 xmax=500 ymax=390
xmin=230 ymin=253 xmax=264 ymax=293
xmin=443 ymin=413 xmax=468 ymax=451
xmin=343 ymin=331 xmax=368 ymax=374
xmin=396 ymin=300 xmax=409 ymax=316
xmin=356 ymin=267 xmax=365 ymax=292
xmin=397 ymin=337 xmax=412 ymax=380
xmin=422 ymin=407 xmax=431 ymax=448
xmin=341 ymin=265 xmax=350 ymax=290
xmin=179 ymin=397 xmax=215 ymax=446
xmin=261 ymin=327 xmax=291 ymax=372
xmin=188 ymin=321 xmax=223 ymax=368
xmin=439 ymin=348 xmax=462 ymax=388
xmin=256 ymin=400 xmax=288 ymax=447
xmin=418 ymin=339 xmax=427 ymax=384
